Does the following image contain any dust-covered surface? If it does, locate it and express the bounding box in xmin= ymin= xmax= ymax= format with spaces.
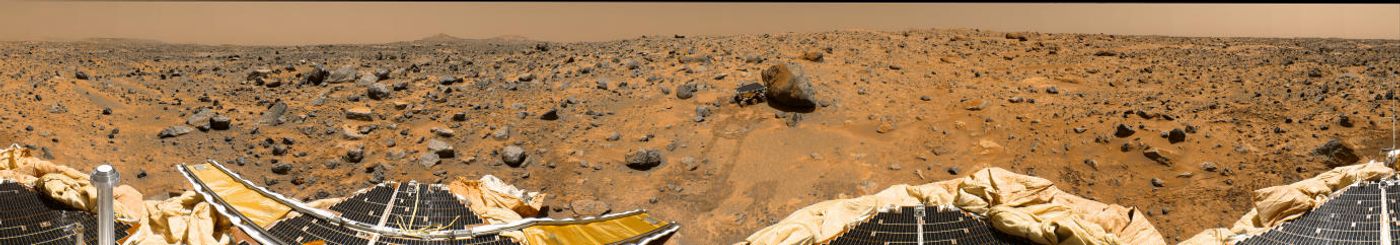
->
xmin=1 ymin=29 xmax=1398 ymax=243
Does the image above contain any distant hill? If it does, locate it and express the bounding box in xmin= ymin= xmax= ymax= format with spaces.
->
xmin=404 ymin=33 xmax=538 ymax=45
xmin=79 ymin=37 xmax=166 ymax=45
xmin=415 ymin=33 xmax=465 ymax=43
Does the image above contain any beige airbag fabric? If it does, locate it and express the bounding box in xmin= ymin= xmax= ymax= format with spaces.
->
xmin=742 ymin=167 xmax=1165 ymax=245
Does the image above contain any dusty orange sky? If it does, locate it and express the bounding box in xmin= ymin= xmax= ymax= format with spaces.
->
xmin=1 ymin=2 xmax=1396 ymax=45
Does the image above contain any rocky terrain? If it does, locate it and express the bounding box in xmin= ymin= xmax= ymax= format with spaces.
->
xmin=0 ymin=28 xmax=1397 ymax=243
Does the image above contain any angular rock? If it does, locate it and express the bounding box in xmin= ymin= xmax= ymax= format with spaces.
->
xmin=1114 ymin=124 xmax=1136 ymax=137
xmin=345 ymin=107 xmax=373 ymax=121
xmin=539 ymin=108 xmax=559 ymax=121
xmin=210 ymin=115 xmax=231 ymax=130
xmin=327 ymin=66 xmax=357 ymax=83
xmin=1143 ymin=148 xmax=1172 ymax=166
xmin=186 ymin=109 xmax=215 ymax=130
xmin=303 ymin=64 xmax=329 ymax=84
xmin=761 ymin=63 xmax=817 ymax=109
xmin=624 ymin=148 xmax=664 ymax=170
xmin=431 ymin=127 xmax=455 ymax=138
xmin=260 ymin=102 xmax=288 ymax=125
xmin=158 ymin=126 xmax=195 ymax=138
xmin=427 ymin=139 xmax=455 ymax=158
xmin=418 ymin=152 xmax=441 ymax=168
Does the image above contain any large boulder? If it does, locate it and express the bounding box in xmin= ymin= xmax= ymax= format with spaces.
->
xmin=1314 ymin=139 xmax=1359 ymax=167
xmin=367 ymin=82 xmax=391 ymax=100
xmin=303 ymin=64 xmax=329 ymax=85
xmin=761 ymin=63 xmax=817 ymax=109
xmin=625 ymin=148 xmax=664 ymax=170
xmin=327 ymin=66 xmax=358 ymax=83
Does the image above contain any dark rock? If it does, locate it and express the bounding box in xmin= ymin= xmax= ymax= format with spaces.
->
xmin=344 ymin=145 xmax=364 ymax=163
xmin=440 ymin=75 xmax=463 ymax=85
xmin=271 ymin=163 xmax=292 ymax=175
xmin=501 ymin=145 xmax=526 ymax=167
xmin=1167 ymin=128 xmax=1186 ymax=144
xmin=625 ymin=148 xmax=664 ymax=170
xmin=452 ymin=112 xmax=468 ymax=122
xmin=1094 ymin=51 xmax=1119 ymax=57
xmin=946 ymin=167 xmax=960 ymax=175
xmin=1004 ymin=32 xmax=1028 ymax=41
xmin=271 ymin=144 xmax=288 ymax=156
xmin=75 ymin=71 xmax=90 ymax=80
xmin=540 ymin=108 xmax=559 ymax=121
xmin=303 ymin=64 xmax=329 ymax=84
xmin=1339 ymin=115 xmax=1354 ymax=128
xmin=761 ymin=63 xmax=817 ymax=109
xmin=1150 ymin=178 xmax=1165 ymax=187
xmin=1114 ymin=124 xmax=1136 ymax=137
xmin=676 ymin=82 xmax=698 ymax=100
xmin=210 ymin=115 xmax=231 ymax=130
xmin=157 ymin=126 xmax=195 ymax=138
xmin=1314 ymin=139 xmax=1359 ymax=167
xmin=367 ymin=82 xmax=391 ymax=100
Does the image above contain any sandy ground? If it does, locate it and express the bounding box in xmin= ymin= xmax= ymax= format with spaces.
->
xmin=1 ymin=28 xmax=1398 ymax=244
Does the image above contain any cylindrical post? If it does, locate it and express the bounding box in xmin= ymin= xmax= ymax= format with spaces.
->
xmin=90 ymin=164 xmax=119 ymax=245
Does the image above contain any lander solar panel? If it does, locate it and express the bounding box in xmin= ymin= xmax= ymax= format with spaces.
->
xmin=826 ymin=206 xmax=1030 ymax=245
xmin=268 ymin=182 xmax=508 ymax=245
xmin=1237 ymin=181 xmax=1393 ymax=245
xmin=0 ymin=182 xmax=131 ymax=244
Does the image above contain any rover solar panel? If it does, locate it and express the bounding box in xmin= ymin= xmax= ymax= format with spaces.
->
xmin=1237 ymin=181 xmax=1390 ymax=245
xmin=826 ymin=206 xmax=1030 ymax=245
xmin=0 ymin=181 xmax=131 ymax=244
xmin=267 ymin=214 xmax=518 ymax=245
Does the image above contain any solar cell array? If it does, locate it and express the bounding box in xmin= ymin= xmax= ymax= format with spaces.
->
xmin=1239 ymin=180 xmax=1400 ymax=245
xmin=267 ymin=214 xmax=517 ymax=245
xmin=827 ymin=206 xmax=1029 ymax=245
xmin=0 ymin=182 xmax=131 ymax=244
xmin=384 ymin=183 xmax=483 ymax=230
xmin=268 ymin=182 xmax=509 ymax=245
